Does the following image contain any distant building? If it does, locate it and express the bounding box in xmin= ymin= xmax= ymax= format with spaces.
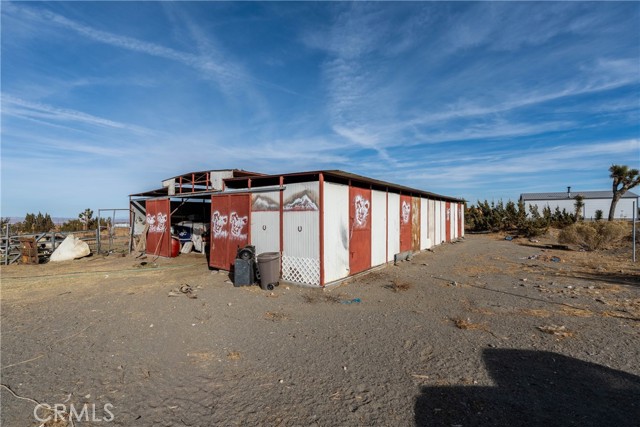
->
xmin=519 ymin=188 xmax=639 ymax=220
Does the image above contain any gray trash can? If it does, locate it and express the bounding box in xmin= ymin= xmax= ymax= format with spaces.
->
xmin=257 ymin=252 xmax=280 ymax=290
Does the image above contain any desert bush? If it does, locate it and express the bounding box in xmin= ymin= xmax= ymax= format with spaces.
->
xmin=558 ymin=221 xmax=628 ymax=251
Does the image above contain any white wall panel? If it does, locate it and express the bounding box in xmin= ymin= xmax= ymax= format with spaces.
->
xmin=251 ymin=212 xmax=280 ymax=254
xmin=451 ymin=203 xmax=458 ymax=239
xmin=371 ymin=190 xmax=387 ymax=266
xmin=434 ymin=200 xmax=442 ymax=246
xmin=323 ymin=182 xmax=350 ymax=283
xmin=282 ymin=182 xmax=320 ymax=286
xmin=387 ymin=193 xmax=400 ymax=261
xmin=420 ymin=198 xmax=431 ymax=250
xmin=428 ymin=199 xmax=436 ymax=247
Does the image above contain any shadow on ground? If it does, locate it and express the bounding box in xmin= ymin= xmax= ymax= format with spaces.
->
xmin=415 ymin=349 xmax=640 ymax=427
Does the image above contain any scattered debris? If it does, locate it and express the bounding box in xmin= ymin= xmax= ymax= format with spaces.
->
xmin=551 ymin=256 xmax=561 ymax=262
xmin=227 ymin=351 xmax=241 ymax=360
xmin=451 ymin=317 xmax=487 ymax=331
xmin=264 ymin=311 xmax=289 ymax=321
xmin=384 ymin=280 xmax=412 ymax=292
xmin=537 ymin=324 xmax=574 ymax=338
xmin=504 ymin=236 xmax=514 ymax=241
xmin=168 ymin=284 xmax=197 ymax=299
xmin=340 ymin=298 xmax=361 ymax=304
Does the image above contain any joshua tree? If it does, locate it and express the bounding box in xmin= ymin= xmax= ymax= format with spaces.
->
xmin=573 ymin=195 xmax=584 ymax=221
xmin=79 ymin=208 xmax=94 ymax=230
xmin=608 ymin=165 xmax=640 ymax=221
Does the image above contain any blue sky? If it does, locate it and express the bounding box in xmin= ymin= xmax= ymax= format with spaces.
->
xmin=1 ymin=1 xmax=639 ymax=218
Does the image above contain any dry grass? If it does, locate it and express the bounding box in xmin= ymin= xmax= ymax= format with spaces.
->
xmin=518 ymin=308 xmax=552 ymax=318
xmin=559 ymin=306 xmax=593 ymax=317
xmin=301 ymin=292 xmax=343 ymax=304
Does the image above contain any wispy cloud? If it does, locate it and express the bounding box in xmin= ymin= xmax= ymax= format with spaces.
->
xmin=2 ymin=95 xmax=151 ymax=134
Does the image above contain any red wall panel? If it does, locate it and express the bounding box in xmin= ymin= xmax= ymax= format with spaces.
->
xmin=146 ymin=199 xmax=171 ymax=257
xmin=400 ymin=195 xmax=412 ymax=252
xmin=210 ymin=194 xmax=251 ymax=270
xmin=349 ymin=186 xmax=372 ymax=275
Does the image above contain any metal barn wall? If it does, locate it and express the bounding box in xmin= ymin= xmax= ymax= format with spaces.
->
xmin=387 ymin=192 xmax=400 ymax=262
xmin=428 ymin=199 xmax=436 ymax=247
xmin=440 ymin=200 xmax=447 ymax=243
xmin=434 ymin=200 xmax=442 ymax=245
xmin=323 ymin=182 xmax=350 ymax=284
xmin=282 ymin=181 xmax=320 ymax=286
xmin=525 ymin=198 xmax=638 ymax=220
xmin=420 ymin=198 xmax=430 ymax=250
xmin=451 ymin=203 xmax=458 ymax=239
xmin=371 ymin=190 xmax=387 ymax=267
xmin=250 ymin=191 xmax=280 ymax=255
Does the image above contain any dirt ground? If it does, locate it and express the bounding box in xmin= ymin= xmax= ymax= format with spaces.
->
xmin=1 ymin=234 xmax=639 ymax=426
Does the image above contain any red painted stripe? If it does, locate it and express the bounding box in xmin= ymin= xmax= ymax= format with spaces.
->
xmin=319 ymin=173 xmax=325 ymax=287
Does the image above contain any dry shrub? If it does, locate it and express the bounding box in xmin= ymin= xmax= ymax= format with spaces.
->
xmin=558 ymin=221 xmax=628 ymax=251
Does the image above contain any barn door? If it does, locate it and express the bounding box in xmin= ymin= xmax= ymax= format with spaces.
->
xmin=210 ymin=194 xmax=251 ymax=270
xmin=445 ymin=202 xmax=452 ymax=242
xmin=400 ymin=195 xmax=412 ymax=252
xmin=458 ymin=203 xmax=464 ymax=237
xmin=146 ymin=199 xmax=171 ymax=257
xmin=349 ymin=187 xmax=372 ymax=275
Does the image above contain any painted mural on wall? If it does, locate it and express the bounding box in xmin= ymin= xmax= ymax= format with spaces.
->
xmin=229 ymin=212 xmax=248 ymax=240
xmin=252 ymin=194 xmax=279 ymax=211
xmin=401 ymin=201 xmax=411 ymax=224
xmin=147 ymin=213 xmax=168 ymax=233
xmin=353 ymin=195 xmax=370 ymax=229
xmin=212 ymin=211 xmax=228 ymax=238
xmin=283 ymin=190 xmax=319 ymax=211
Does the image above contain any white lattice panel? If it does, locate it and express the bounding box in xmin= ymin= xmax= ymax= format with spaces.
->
xmin=282 ymin=255 xmax=320 ymax=286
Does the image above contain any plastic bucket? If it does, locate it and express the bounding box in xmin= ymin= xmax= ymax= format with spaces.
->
xmin=257 ymin=252 xmax=280 ymax=290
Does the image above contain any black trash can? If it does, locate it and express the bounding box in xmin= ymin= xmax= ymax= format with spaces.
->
xmin=257 ymin=252 xmax=280 ymax=290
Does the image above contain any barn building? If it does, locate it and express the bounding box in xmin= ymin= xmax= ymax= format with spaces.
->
xmin=520 ymin=188 xmax=639 ymax=220
xmin=130 ymin=169 xmax=464 ymax=287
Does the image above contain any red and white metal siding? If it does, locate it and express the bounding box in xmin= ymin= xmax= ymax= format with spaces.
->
xmin=323 ymin=182 xmax=350 ymax=283
xmin=428 ymin=199 xmax=436 ymax=247
xmin=387 ymin=192 xmax=400 ymax=262
xmin=281 ymin=181 xmax=320 ymax=286
xmin=370 ymin=190 xmax=387 ymax=266
xmin=250 ymin=191 xmax=280 ymax=255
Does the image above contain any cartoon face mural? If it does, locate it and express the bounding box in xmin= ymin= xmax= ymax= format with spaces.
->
xmin=229 ymin=212 xmax=248 ymax=240
xmin=211 ymin=211 xmax=228 ymax=238
xmin=353 ymin=195 xmax=370 ymax=228
xmin=401 ymin=201 xmax=411 ymax=224
xmin=147 ymin=213 xmax=167 ymax=233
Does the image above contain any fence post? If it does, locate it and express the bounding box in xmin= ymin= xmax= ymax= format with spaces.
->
xmin=4 ymin=223 xmax=9 ymax=265
xmin=633 ymin=201 xmax=636 ymax=263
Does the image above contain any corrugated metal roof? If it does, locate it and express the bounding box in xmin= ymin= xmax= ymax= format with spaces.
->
xmin=224 ymin=169 xmax=464 ymax=203
xmin=520 ymin=190 xmax=639 ymax=201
